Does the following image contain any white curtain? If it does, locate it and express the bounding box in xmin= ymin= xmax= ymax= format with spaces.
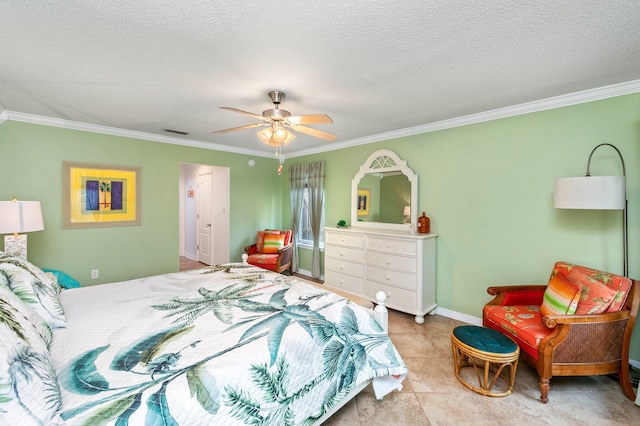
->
xmin=289 ymin=161 xmax=325 ymax=277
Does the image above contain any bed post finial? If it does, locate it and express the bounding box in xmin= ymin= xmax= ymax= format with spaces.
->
xmin=374 ymin=291 xmax=389 ymax=332
xmin=241 ymin=253 xmax=249 ymax=264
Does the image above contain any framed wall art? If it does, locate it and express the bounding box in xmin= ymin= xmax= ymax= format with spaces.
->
xmin=63 ymin=162 xmax=141 ymax=229
xmin=357 ymin=188 xmax=370 ymax=217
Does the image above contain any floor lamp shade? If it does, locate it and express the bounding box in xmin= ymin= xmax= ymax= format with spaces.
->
xmin=553 ymin=176 xmax=626 ymax=210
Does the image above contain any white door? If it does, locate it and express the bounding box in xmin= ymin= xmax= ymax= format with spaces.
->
xmin=197 ymin=172 xmax=213 ymax=265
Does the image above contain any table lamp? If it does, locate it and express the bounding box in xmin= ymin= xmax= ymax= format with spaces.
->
xmin=0 ymin=198 xmax=44 ymax=259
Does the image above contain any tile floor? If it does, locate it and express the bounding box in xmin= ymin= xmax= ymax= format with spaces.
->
xmin=323 ymin=309 xmax=639 ymax=426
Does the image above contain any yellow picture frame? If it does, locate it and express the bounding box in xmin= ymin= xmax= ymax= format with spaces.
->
xmin=63 ymin=161 xmax=141 ymax=229
xmin=357 ymin=188 xmax=370 ymax=217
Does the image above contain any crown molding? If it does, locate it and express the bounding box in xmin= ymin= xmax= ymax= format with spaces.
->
xmin=6 ymin=79 xmax=640 ymax=158
xmin=289 ymin=79 xmax=640 ymax=158
xmin=5 ymin=111 xmax=274 ymax=158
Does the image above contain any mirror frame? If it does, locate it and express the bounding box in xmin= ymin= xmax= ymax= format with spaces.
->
xmin=351 ymin=149 xmax=418 ymax=231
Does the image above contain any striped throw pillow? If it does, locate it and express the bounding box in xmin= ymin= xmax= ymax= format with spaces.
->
xmin=540 ymin=274 xmax=581 ymax=317
xmin=263 ymin=233 xmax=286 ymax=254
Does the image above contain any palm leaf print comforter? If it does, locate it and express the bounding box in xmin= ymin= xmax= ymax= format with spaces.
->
xmin=50 ymin=264 xmax=406 ymax=425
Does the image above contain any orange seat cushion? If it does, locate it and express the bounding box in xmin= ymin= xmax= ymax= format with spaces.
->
xmin=483 ymin=305 xmax=552 ymax=360
xmin=247 ymin=253 xmax=280 ymax=266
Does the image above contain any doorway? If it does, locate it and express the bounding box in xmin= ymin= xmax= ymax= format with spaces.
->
xmin=179 ymin=163 xmax=230 ymax=265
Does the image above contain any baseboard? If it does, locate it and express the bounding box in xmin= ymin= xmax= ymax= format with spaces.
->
xmin=294 ymin=268 xmax=324 ymax=281
xmin=434 ymin=306 xmax=482 ymax=326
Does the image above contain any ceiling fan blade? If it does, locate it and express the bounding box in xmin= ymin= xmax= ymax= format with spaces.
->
xmin=220 ymin=107 xmax=265 ymax=121
xmin=287 ymin=114 xmax=333 ymax=125
xmin=292 ymin=125 xmax=336 ymax=141
xmin=212 ymin=123 xmax=264 ymax=134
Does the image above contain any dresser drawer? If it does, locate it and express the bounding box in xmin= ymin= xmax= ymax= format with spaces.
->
xmin=325 ymin=231 xmax=364 ymax=248
xmin=365 ymin=280 xmax=416 ymax=312
xmin=326 ymin=257 xmax=364 ymax=277
xmin=366 ymin=265 xmax=417 ymax=290
xmin=367 ymin=236 xmax=418 ymax=256
xmin=325 ymin=270 xmax=364 ymax=294
xmin=367 ymin=236 xmax=418 ymax=257
xmin=366 ymin=251 xmax=417 ymax=273
xmin=325 ymin=244 xmax=364 ymax=263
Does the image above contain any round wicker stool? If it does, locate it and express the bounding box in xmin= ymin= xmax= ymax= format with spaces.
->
xmin=451 ymin=325 xmax=519 ymax=397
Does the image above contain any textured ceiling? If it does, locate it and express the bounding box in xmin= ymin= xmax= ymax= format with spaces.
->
xmin=1 ymin=1 xmax=640 ymax=157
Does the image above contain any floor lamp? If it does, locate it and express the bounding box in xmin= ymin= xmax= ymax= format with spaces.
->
xmin=553 ymin=143 xmax=627 ymax=276
xmin=0 ymin=198 xmax=44 ymax=259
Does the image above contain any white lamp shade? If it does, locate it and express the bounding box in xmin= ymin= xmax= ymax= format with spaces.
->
xmin=0 ymin=201 xmax=44 ymax=233
xmin=554 ymin=176 xmax=625 ymax=210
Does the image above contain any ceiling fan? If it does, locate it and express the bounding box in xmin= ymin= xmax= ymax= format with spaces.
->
xmin=212 ymin=91 xmax=336 ymax=146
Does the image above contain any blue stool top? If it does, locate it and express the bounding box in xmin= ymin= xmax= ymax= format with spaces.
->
xmin=453 ymin=325 xmax=517 ymax=354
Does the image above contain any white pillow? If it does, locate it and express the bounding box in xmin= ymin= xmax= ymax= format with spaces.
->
xmin=0 ymin=252 xmax=66 ymax=329
xmin=0 ymin=284 xmax=62 ymax=424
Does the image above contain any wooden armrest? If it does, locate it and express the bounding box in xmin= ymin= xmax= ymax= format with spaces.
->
xmin=542 ymin=310 xmax=630 ymax=328
xmin=487 ymin=285 xmax=547 ymax=295
xmin=244 ymin=244 xmax=258 ymax=255
xmin=278 ymin=243 xmax=293 ymax=254
xmin=486 ymin=285 xmax=547 ymax=306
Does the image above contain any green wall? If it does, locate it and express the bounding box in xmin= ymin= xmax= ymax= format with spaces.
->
xmin=0 ymin=121 xmax=283 ymax=284
xmin=2 ymin=92 xmax=640 ymax=361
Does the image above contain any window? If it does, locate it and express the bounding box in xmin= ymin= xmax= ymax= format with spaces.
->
xmin=295 ymin=186 xmax=324 ymax=248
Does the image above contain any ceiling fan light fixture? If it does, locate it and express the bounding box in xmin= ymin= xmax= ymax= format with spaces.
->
xmin=273 ymin=125 xmax=295 ymax=145
xmin=257 ymin=127 xmax=273 ymax=145
xmin=257 ymin=125 xmax=295 ymax=147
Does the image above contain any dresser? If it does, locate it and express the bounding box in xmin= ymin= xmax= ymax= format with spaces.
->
xmin=324 ymin=227 xmax=437 ymax=323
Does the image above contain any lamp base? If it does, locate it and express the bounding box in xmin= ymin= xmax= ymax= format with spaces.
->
xmin=4 ymin=234 xmax=28 ymax=259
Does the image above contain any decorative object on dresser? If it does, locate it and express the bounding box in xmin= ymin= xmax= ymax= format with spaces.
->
xmin=417 ymin=212 xmax=430 ymax=234
xmin=324 ymin=227 xmax=437 ymax=324
xmin=0 ymin=198 xmax=44 ymax=259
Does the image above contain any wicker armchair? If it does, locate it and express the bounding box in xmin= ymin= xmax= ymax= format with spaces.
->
xmin=243 ymin=229 xmax=293 ymax=274
xmin=483 ymin=262 xmax=639 ymax=403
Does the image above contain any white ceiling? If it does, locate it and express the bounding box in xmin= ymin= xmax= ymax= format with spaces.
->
xmin=2 ymin=1 xmax=640 ymax=157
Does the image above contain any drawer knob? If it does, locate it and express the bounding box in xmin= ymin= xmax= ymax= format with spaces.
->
xmin=339 ymin=251 xmax=344 ymax=257
xmin=385 ymin=275 xmax=391 ymax=281
xmin=339 ymin=264 xmax=344 ymax=270
xmin=339 ymin=279 xmax=344 ymax=285
xmin=385 ymin=259 xmax=391 ymax=265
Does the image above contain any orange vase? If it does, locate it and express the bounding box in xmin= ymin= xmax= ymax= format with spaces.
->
xmin=417 ymin=212 xmax=430 ymax=234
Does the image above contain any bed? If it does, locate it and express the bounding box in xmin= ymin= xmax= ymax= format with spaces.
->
xmin=0 ymin=253 xmax=406 ymax=425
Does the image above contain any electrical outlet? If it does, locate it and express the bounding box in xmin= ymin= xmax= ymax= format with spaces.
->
xmin=91 ymin=269 xmax=99 ymax=279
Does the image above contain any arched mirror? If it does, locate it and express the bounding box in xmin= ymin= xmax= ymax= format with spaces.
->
xmin=351 ymin=149 xmax=418 ymax=231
